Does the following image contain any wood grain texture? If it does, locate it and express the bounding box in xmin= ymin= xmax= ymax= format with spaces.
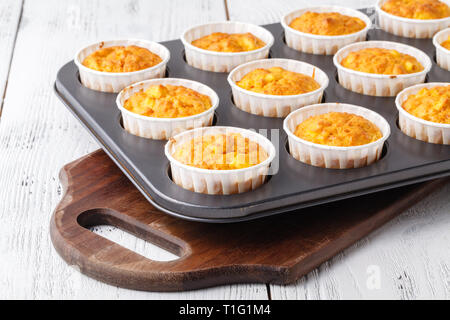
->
xmin=51 ymin=150 xmax=448 ymax=292
xmin=228 ymin=0 xmax=450 ymax=300
xmin=0 ymin=0 xmax=23 ymax=115
xmin=0 ymin=0 xmax=266 ymax=299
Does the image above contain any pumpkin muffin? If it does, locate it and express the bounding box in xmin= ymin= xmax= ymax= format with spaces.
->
xmin=294 ymin=112 xmax=383 ymax=147
xmin=191 ymin=32 xmax=266 ymax=52
xmin=82 ymin=45 xmax=162 ymax=72
xmin=402 ymin=85 xmax=450 ymax=123
xmin=381 ymin=0 xmax=450 ymax=20
xmin=236 ymin=67 xmax=321 ymax=96
xmin=289 ymin=11 xmax=366 ymax=36
xmin=123 ymin=84 xmax=212 ymax=118
xmin=172 ymin=132 xmax=269 ymax=170
xmin=441 ymin=35 xmax=450 ymax=49
xmin=340 ymin=48 xmax=424 ymax=75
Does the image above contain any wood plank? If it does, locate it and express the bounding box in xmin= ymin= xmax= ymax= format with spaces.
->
xmin=0 ymin=0 xmax=267 ymax=299
xmin=227 ymin=0 xmax=450 ymax=300
xmin=0 ymin=0 xmax=23 ymax=115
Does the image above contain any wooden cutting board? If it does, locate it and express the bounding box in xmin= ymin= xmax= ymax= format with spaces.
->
xmin=50 ymin=149 xmax=448 ymax=292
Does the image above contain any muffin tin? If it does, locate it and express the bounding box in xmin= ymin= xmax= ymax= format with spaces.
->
xmin=54 ymin=13 xmax=450 ymax=223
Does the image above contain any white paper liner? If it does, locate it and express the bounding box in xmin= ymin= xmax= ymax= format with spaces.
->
xmin=181 ymin=21 xmax=274 ymax=72
xmin=283 ymin=103 xmax=391 ymax=169
xmin=376 ymin=0 xmax=450 ymax=39
xmin=281 ymin=6 xmax=372 ymax=55
xmin=74 ymin=39 xmax=170 ymax=93
xmin=395 ymin=82 xmax=450 ymax=144
xmin=227 ymin=58 xmax=329 ymax=117
xmin=116 ymin=78 xmax=219 ymax=140
xmin=433 ymin=28 xmax=450 ymax=71
xmin=165 ymin=126 xmax=276 ymax=195
xmin=334 ymin=41 xmax=432 ymax=97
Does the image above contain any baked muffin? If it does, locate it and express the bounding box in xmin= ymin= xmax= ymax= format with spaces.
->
xmin=396 ymin=83 xmax=450 ymax=144
xmin=334 ymin=41 xmax=431 ymax=96
xmin=401 ymin=85 xmax=450 ymax=123
xmin=284 ymin=103 xmax=390 ymax=169
xmin=191 ymin=32 xmax=266 ymax=52
xmin=166 ymin=127 xmax=275 ymax=194
xmin=381 ymin=0 xmax=450 ymax=20
xmin=282 ymin=7 xmax=371 ymax=55
xmin=228 ymin=58 xmax=329 ymax=117
xmin=172 ymin=132 xmax=269 ymax=170
xmin=340 ymin=48 xmax=424 ymax=75
xmin=82 ymin=45 xmax=162 ymax=72
xmin=117 ymin=79 xmax=218 ymax=140
xmin=123 ymin=84 xmax=212 ymax=118
xmin=289 ymin=11 xmax=366 ymax=36
xmin=441 ymin=35 xmax=450 ymax=49
xmin=294 ymin=112 xmax=383 ymax=147
xmin=235 ymin=67 xmax=320 ymax=96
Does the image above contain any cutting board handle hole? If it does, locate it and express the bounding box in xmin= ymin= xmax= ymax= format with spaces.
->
xmin=90 ymin=225 xmax=180 ymax=262
xmin=77 ymin=209 xmax=182 ymax=261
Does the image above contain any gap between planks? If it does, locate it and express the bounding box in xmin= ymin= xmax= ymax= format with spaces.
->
xmin=0 ymin=0 xmax=24 ymax=120
xmin=223 ymin=0 xmax=230 ymax=20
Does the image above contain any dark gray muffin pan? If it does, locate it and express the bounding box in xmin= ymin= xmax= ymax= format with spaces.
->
xmin=54 ymin=17 xmax=450 ymax=223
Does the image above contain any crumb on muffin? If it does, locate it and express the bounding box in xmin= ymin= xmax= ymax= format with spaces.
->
xmin=172 ymin=133 xmax=268 ymax=170
xmin=381 ymin=0 xmax=450 ymax=20
xmin=236 ymin=66 xmax=320 ymax=95
xmin=191 ymin=32 xmax=266 ymax=52
xmin=402 ymin=85 xmax=450 ymax=123
xmin=82 ymin=45 xmax=162 ymax=72
xmin=289 ymin=11 xmax=366 ymax=36
xmin=294 ymin=112 xmax=382 ymax=147
xmin=340 ymin=48 xmax=424 ymax=75
xmin=441 ymin=35 xmax=450 ymax=50
xmin=123 ymin=84 xmax=212 ymax=118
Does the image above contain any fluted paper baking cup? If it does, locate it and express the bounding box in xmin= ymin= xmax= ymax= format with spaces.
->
xmin=281 ymin=6 xmax=372 ymax=55
xmin=433 ymin=28 xmax=450 ymax=71
xmin=116 ymin=78 xmax=219 ymax=140
xmin=283 ymin=103 xmax=390 ymax=169
xmin=181 ymin=21 xmax=274 ymax=72
xmin=334 ymin=41 xmax=432 ymax=97
xmin=395 ymin=82 xmax=450 ymax=144
xmin=75 ymin=39 xmax=170 ymax=93
xmin=376 ymin=0 xmax=450 ymax=39
xmin=228 ymin=58 xmax=329 ymax=117
xmin=165 ymin=126 xmax=276 ymax=195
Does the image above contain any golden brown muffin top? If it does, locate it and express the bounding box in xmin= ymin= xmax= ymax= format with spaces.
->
xmin=172 ymin=133 xmax=269 ymax=170
xmin=441 ymin=35 xmax=450 ymax=50
xmin=236 ymin=67 xmax=321 ymax=95
xmin=82 ymin=45 xmax=162 ymax=73
xmin=123 ymin=84 xmax=212 ymax=118
xmin=294 ymin=112 xmax=382 ymax=147
xmin=381 ymin=0 xmax=450 ymax=19
xmin=340 ymin=48 xmax=424 ymax=75
xmin=289 ymin=11 xmax=366 ymax=36
xmin=191 ymin=32 xmax=266 ymax=52
xmin=402 ymin=85 xmax=450 ymax=124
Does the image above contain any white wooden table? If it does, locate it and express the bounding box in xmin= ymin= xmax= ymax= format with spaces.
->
xmin=0 ymin=0 xmax=448 ymax=300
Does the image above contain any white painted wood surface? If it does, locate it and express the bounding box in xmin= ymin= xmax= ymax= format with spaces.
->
xmin=0 ymin=0 xmax=448 ymax=300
